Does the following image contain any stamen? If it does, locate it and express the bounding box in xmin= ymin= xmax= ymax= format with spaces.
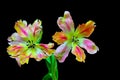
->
xmin=26 ymin=40 xmax=36 ymax=48
xmin=72 ymin=36 xmax=79 ymax=43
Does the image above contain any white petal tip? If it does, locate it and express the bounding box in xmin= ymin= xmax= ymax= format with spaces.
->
xmin=64 ymin=11 xmax=70 ymax=14
xmin=88 ymin=46 xmax=99 ymax=54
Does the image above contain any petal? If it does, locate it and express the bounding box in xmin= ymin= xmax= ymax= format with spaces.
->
xmin=52 ymin=32 xmax=67 ymax=44
xmin=75 ymin=20 xmax=96 ymax=37
xmin=14 ymin=20 xmax=28 ymax=37
xmin=40 ymin=43 xmax=54 ymax=49
xmin=55 ymin=42 xmax=71 ymax=63
xmin=8 ymin=33 xmax=22 ymax=41
xmin=25 ymin=20 xmax=43 ymax=42
xmin=72 ymin=45 xmax=86 ymax=62
xmin=57 ymin=11 xmax=74 ymax=33
xmin=14 ymin=54 xmax=30 ymax=67
xmin=32 ymin=19 xmax=42 ymax=32
xmin=79 ymin=38 xmax=99 ymax=54
xmin=8 ymin=32 xmax=24 ymax=45
xmin=39 ymin=43 xmax=55 ymax=56
xmin=7 ymin=45 xmax=24 ymax=56
xmin=32 ymin=47 xmax=47 ymax=61
xmin=31 ymin=19 xmax=43 ymax=42
xmin=7 ymin=44 xmax=29 ymax=66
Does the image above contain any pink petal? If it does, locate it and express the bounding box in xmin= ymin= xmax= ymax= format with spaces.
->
xmin=57 ymin=11 xmax=74 ymax=33
xmin=35 ymin=54 xmax=47 ymax=61
xmin=29 ymin=47 xmax=47 ymax=61
xmin=32 ymin=19 xmax=42 ymax=36
xmin=8 ymin=33 xmax=24 ymax=45
xmin=15 ymin=57 xmax=21 ymax=67
xmin=55 ymin=42 xmax=71 ymax=63
xmin=79 ymin=38 xmax=99 ymax=54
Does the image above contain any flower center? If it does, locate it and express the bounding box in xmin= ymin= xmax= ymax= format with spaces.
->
xmin=72 ymin=36 xmax=79 ymax=44
xmin=26 ymin=40 xmax=36 ymax=48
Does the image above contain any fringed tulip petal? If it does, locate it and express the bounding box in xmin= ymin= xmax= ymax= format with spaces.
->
xmin=14 ymin=20 xmax=28 ymax=37
xmin=75 ymin=20 xmax=96 ymax=37
xmin=57 ymin=11 xmax=74 ymax=33
xmin=55 ymin=42 xmax=71 ymax=63
xmin=52 ymin=32 xmax=67 ymax=44
xmin=79 ymin=38 xmax=99 ymax=54
xmin=72 ymin=45 xmax=86 ymax=62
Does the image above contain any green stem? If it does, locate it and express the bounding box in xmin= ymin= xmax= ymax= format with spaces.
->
xmin=42 ymin=54 xmax=58 ymax=80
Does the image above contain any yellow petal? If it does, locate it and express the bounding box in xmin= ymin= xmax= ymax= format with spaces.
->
xmin=72 ymin=45 xmax=86 ymax=62
xmin=14 ymin=20 xmax=28 ymax=37
xmin=75 ymin=20 xmax=95 ymax=37
xmin=15 ymin=54 xmax=30 ymax=66
xmin=52 ymin=32 xmax=67 ymax=45
xmin=7 ymin=45 xmax=23 ymax=56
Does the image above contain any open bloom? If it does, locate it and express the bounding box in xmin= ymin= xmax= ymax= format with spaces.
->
xmin=52 ymin=11 xmax=99 ymax=62
xmin=7 ymin=19 xmax=54 ymax=66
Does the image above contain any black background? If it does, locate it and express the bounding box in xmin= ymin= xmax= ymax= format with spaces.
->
xmin=0 ymin=0 xmax=114 ymax=80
